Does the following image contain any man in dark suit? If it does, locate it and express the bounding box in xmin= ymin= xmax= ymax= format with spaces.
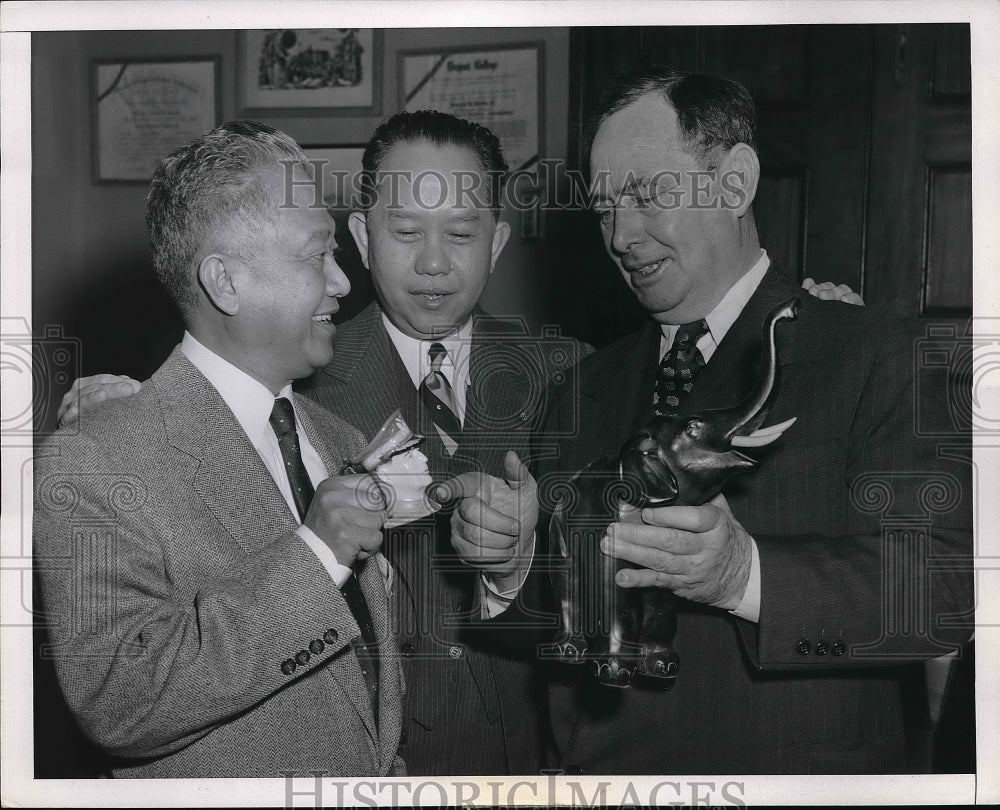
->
xmin=34 ymin=121 xmax=403 ymax=777
xmin=454 ymin=66 xmax=974 ymax=774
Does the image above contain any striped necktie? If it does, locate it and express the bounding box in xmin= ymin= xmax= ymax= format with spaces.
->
xmin=419 ymin=342 xmax=462 ymax=450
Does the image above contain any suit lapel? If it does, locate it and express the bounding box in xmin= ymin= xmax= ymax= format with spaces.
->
xmin=311 ymin=303 xmax=414 ymax=441
xmin=155 ymin=350 xmax=299 ymax=557
xmin=684 ymin=268 xmax=805 ymax=415
xmin=579 ymin=320 xmax=662 ymax=440
xmin=358 ymin=554 xmax=401 ymax=764
xmin=311 ymin=306 xmax=430 ymax=620
xmin=461 ymin=316 xmax=534 ymax=476
xmin=157 ymin=351 xmax=384 ymax=742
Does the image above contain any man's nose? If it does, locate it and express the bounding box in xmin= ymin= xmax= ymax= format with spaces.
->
xmin=325 ymin=252 xmax=352 ymax=298
xmin=610 ymin=206 xmax=644 ymax=256
xmin=415 ymin=235 xmax=450 ymax=275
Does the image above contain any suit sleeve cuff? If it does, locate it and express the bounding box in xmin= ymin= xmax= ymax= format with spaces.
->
xmin=728 ymin=537 xmax=760 ymax=623
xmin=296 ymin=524 xmax=352 ymax=588
xmin=480 ymin=531 xmax=536 ymax=619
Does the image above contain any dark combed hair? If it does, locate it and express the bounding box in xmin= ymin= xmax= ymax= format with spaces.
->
xmin=585 ymin=65 xmax=757 ymax=169
xmin=145 ymin=120 xmax=309 ymax=315
xmin=359 ymin=109 xmax=508 ymax=218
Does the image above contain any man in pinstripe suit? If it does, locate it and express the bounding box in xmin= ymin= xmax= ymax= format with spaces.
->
xmin=313 ymin=110 xmax=589 ymax=774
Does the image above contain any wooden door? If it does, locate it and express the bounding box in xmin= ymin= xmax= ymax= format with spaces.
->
xmin=865 ymin=24 xmax=972 ymax=317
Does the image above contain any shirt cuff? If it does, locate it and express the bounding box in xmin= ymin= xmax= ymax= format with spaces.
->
xmin=480 ymin=531 xmax=536 ymax=619
xmin=296 ymin=524 xmax=352 ymax=588
xmin=728 ymin=537 xmax=760 ymax=623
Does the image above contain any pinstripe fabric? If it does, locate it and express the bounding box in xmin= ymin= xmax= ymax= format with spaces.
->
xmin=299 ymin=302 xmax=589 ymax=775
xmin=34 ymin=349 xmax=404 ymax=778
xmin=539 ymin=268 xmax=973 ymax=774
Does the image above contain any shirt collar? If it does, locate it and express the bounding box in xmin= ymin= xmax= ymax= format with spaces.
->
xmin=180 ymin=331 xmax=294 ymax=449
xmin=381 ymin=312 xmax=474 ymax=388
xmin=660 ymin=249 xmax=770 ymax=349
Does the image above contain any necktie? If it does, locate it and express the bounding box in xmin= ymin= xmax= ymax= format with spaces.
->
xmin=419 ymin=342 xmax=462 ymax=450
xmin=651 ymin=320 xmax=710 ymax=418
xmin=269 ymin=397 xmax=379 ymax=723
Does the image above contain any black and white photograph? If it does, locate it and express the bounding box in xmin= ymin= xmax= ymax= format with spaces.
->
xmin=1 ymin=1 xmax=997 ymax=807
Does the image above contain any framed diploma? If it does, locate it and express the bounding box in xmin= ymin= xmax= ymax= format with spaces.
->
xmin=91 ymin=57 xmax=220 ymax=183
xmin=398 ymin=43 xmax=544 ymax=174
xmin=238 ymin=29 xmax=382 ymax=115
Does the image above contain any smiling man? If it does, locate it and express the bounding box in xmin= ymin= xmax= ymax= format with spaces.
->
xmin=452 ymin=66 xmax=973 ymax=775
xmin=34 ymin=121 xmax=402 ymax=777
xmin=309 ymin=110 xmax=583 ymax=775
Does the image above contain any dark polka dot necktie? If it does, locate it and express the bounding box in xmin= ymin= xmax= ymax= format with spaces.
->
xmin=651 ymin=319 xmax=710 ymax=418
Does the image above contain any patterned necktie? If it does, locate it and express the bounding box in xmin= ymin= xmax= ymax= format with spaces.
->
xmin=269 ymin=397 xmax=379 ymax=722
xmin=651 ymin=320 xmax=710 ymax=417
xmin=418 ymin=342 xmax=462 ymax=450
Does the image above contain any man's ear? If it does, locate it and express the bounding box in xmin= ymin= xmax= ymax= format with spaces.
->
xmin=347 ymin=211 xmax=371 ymax=270
xmin=719 ymin=143 xmax=759 ymax=218
xmin=489 ymin=219 xmax=511 ymax=274
xmin=197 ymin=255 xmax=239 ymax=316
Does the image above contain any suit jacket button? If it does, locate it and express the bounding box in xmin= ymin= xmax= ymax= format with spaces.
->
xmin=295 ymin=649 xmax=311 ymax=665
xmin=832 ymin=640 xmax=846 ymax=656
xmin=323 ymin=629 xmax=339 ymax=645
xmin=796 ymin=639 xmax=811 ymax=656
xmin=815 ymin=640 xmax=829 ymax=656
xmin=400 ymin=642 xmax=415 ymax=657
xmin=281 ymin=658 xmax=297 ymax=675
xmin=309 ymin=639 xmax=325 ymax=655
xmin=448 ymin=645 xmax=464 ymax=659
xmin=400 ymin=728 xmax=408 ymax=744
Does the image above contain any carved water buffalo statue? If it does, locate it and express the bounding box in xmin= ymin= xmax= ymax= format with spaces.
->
xmin=547 ymin=297 xmax=801 ymax=688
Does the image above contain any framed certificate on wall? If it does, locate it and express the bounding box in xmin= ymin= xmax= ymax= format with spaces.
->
xmin=398 ymin=43 xmax=544 ymax=173
xmin=91 ymin=57 xmax=220 ymax=183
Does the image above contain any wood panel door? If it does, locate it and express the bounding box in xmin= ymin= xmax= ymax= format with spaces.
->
xmin=865 ymin=24 xmax=972 ymax=317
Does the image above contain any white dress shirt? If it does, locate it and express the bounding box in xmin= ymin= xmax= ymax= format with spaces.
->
xmin=181 ymin=332 xmax=357 ymax=588
xmin=381 ymin=314 xmax=532 ymax=617
xmin=657 ymin=250 xmax=770 ymax=623
xmin=382 ymin=313 xmax=473 ymax=423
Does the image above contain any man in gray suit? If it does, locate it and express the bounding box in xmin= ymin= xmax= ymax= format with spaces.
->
xmin=34 ymin=121 xmax=404 ymax=777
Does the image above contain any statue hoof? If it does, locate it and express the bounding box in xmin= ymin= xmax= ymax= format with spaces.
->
xmin=641 ymin=649 xmax=679 ymax=687
xmin=541 ymin=638 xmax=587 ymax=663
xmin=595 ymin=658 xmax=634 ymax=688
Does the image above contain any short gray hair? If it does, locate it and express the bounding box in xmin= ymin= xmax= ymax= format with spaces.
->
xmin=145 ymin=120 xmax=310 ymax=315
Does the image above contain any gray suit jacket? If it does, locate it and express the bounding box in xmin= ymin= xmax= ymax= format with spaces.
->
xmin=34 ymin=348 xmax=404 ymax=778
